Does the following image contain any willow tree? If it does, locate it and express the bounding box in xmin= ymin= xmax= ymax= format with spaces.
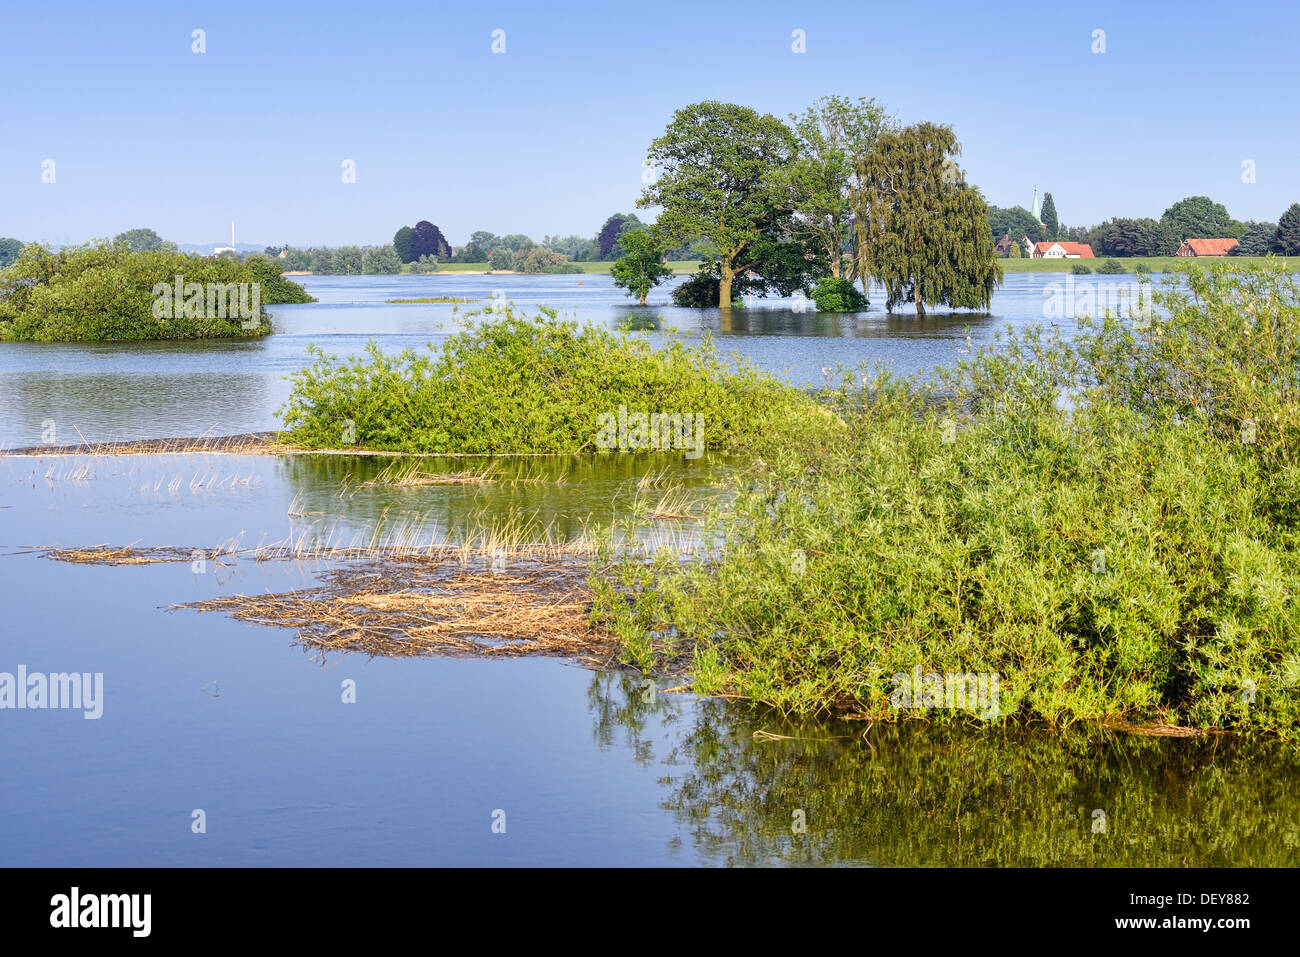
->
xmin=853 ymin=123 xmax=1001 ymax=314
xmin=637 ymin=101 xmax=796 ymax=308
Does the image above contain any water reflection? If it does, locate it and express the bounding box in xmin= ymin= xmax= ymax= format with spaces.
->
xmin=587 ymin=673 xmax=1300 ymax=867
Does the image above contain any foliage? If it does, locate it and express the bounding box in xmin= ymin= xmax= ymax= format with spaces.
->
xmin=1096 ymin=259 xmax=1124 ymax=274
xmin=407 ymin=254 xmax=440 ymax=273
xmin=783 ymin=95 xmax=891 ymax=280
xmin=112 ymin=228 xmax=164 ymax=253
xmin=987 ymin=206 xmax=1044 ymax=245
xmin=515 ymin=246 xmax=574 ymax=273
xmin=543 ymin=234 xmax=594 ymax=261
xmin=0 ymin=242 xmax=314 ymax=341
xmin=0 ymin=238 xmax=23 ymax=267
xmin=592 ymin=263 xmax=1300 ymax=734
xmin=611 ymin=228 xmax=673 ymax=304
xmin=393 ymin=226 xmax=414 ymax=263
xmin=638 ymin=100 xmax=799 ymax=307
xmin=244 ymin=256 xmax=317 ymax=303
xmin=1096 ymin=217 xmax=1163 ymax=257
xmin=279 ymin=305 xmax=812 ymax=455
xmin=1234 ymin=221 xmax=1277 ymax=256
xmin=410 ymin=221 xmax=451 ymax=261
xmin=1161 ymin=195 xmax=1243 ymax=243
xmin=488 ymin=248 xmax=515 ymax=271
xmin=1276 ymin=203 xmax=1300 ymax=256
xmin=853 ymin=122 xmax=1002 ymax=313
xmin=594 ymin=214 xmax=645 ymax=260
xmin=1039 ymin=192 xmax=1059 ymax=240
xmin=811 ymin=276 xmax=869 ymax=312
xmin=362 ymin=244 xmax=402 ymax=274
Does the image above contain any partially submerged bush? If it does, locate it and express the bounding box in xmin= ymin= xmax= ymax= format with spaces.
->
xmin=0 ymin=242 xmax=313 ymax=341
xmin=811 ymin=277 xmax=869 ymax=312
xmin=279 ymin=304 xmax=821 ymax=454
xmin=1071 ymin=263 xmax=1092 ymax=274
xmin=594 ymin=262 xmax=1300 ymax=735
xmin=1097 ymin=258 xmax=1125 ymax=274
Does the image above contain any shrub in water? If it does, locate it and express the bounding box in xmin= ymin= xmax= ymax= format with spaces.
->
xmin=811 ymin=277 xmax=869 ymax=312
xmin=279 ymin=304 xmax=821 ymax=455
xmin=0 ymin=242 xmax=312 ymax=342
xmin=593 ymin=262 xmax=1300 ymax=736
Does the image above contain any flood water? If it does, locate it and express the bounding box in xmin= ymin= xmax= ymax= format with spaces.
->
xmin=2 ymin=273 xmax=1297 ymax=867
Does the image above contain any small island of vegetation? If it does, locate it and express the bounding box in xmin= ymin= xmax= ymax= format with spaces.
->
xmin=0 ymin=241 xmax=314 ymax=342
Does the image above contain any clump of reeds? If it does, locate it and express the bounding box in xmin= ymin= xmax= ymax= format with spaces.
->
xmin=361 ymin=460 xmax=498 ymax=487
xmin=38 ymin=544 xmax=200 ymax=566
xmin=182 ymin=557 xmax=615 ymax=663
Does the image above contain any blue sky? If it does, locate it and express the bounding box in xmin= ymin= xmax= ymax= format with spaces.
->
xmin=2 ymin=0 xmax=1296 ymax=248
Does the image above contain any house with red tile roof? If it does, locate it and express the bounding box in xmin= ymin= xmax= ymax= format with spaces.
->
xmin=1175 ymin=238 xmax=1240 ymax=257
xmin=1032 ymin=241 xmax=1094 ymax=259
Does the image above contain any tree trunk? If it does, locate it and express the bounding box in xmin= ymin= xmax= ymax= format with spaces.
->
xmin=914 ymin=280 xmax=925 ymax=316
xmin=719 ymin=260 xmax=735 ymax=309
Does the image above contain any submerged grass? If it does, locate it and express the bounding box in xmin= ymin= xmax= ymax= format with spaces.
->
xmin=184 ymin=558 xmax=614 ymax=663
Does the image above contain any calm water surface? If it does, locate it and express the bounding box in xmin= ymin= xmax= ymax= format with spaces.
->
xmin=2 ymin=274 xmax=1296 ymax=866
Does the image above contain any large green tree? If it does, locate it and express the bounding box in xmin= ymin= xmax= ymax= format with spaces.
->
xmin=782 ymin=95 xmax=890 ymax=279
xmin=853 ymin=123 xmax=1001 ymax=314
xmin=1160 ymin=196 xmax=1241 ymax=243
xmin=637 ymin=100 xmax=798 ymax=308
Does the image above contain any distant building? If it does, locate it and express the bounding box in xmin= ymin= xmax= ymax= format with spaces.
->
xmin=214 ymin=220 xmax=237 ymax=255
xmin=994 ymin=233 xmax=1016 ymax=256
xmin=1032 ymin=241 xmax=1094 ymax=259
xmin=1175 ymin=238 xmax=1240 ymax=257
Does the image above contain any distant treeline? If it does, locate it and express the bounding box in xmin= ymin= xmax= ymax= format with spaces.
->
xmin=989 ymin=194 xmax=1300 ymax=257
xmin=260 ymin=214 xmax=714 ymax=274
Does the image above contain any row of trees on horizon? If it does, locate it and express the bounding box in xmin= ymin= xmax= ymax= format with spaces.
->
xmin=990 ymin=193 xmax=1300 ymax=258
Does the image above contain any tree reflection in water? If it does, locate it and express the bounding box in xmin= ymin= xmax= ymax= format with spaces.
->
xmin=587 ymin=672 xmax=1300 ymax=866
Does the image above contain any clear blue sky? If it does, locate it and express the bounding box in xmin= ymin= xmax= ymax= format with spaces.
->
xmin=2 ymin=0 xmax=1296 ymax=248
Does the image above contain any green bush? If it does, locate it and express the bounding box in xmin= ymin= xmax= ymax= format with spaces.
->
xmin=811 ymin=277 xmax=869 ymax=312
xmin=0 ymin=243 xmax=313 ymax=342
xmin=1098 ymin=258 xmax=1125 ymax=274
xmin=279 ymin=304 xmax=822 ymax=455
xmin=592 ymin=262 xmax=1300 ymax=735
xmin=1071 ymin=263 xmax=1092 ymax=274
